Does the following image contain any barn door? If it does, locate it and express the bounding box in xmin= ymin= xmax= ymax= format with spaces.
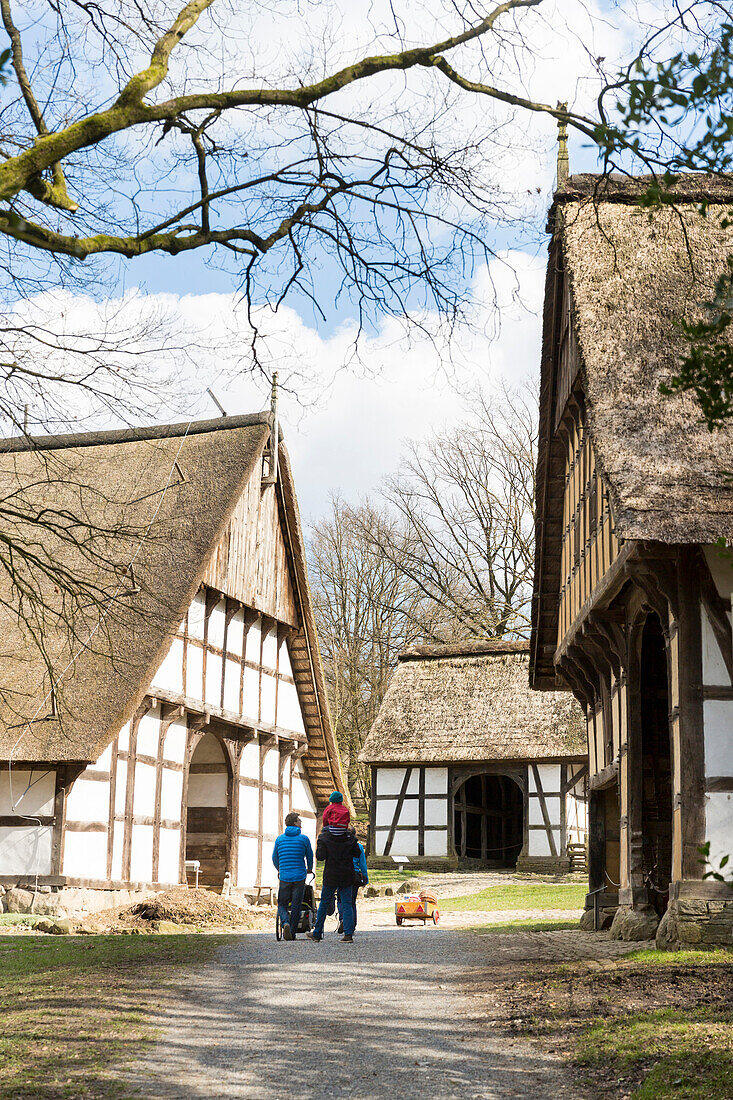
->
xmin=185 ymin=733 xmax=232 ymax=890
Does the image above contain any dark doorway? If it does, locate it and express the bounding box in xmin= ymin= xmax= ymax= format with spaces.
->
xmin=185 ymin=733 xmax=231 ymax=890
xmin=454 ymin=774 xmax=523 ymax=867
xmin=640 ymin=613 xmax=672 ymax=915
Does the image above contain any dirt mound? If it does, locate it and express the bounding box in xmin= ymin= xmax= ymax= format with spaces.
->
xmin=128 ymin=888 xmax=256 ymax=927
xmin=83 ymin=888 xmax=273 ymax=934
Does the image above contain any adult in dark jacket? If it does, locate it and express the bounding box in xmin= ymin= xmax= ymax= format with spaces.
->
xmin=272 ymin=812 xmax=314 ymax=940
xmin=309 ymin=827 xmax=360 ymax=943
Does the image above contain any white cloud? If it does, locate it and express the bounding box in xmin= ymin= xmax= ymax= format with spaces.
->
xmin=8 ymin=249 xmax=545 ymax=517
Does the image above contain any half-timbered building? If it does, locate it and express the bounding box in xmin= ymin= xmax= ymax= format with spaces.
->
xmin=360 ymin=642 xmax=587 ymax=872
xmin=0 ymin=413 xmax=347 ymax=916
xmin=531 ymin=174 xmax=733 ymax=946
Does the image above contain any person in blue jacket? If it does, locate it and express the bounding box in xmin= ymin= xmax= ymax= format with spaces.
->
xmin=338 ymin=826 xmax=369 ymax=935
xmin=272 ymin=812 xmax=314 ymax=940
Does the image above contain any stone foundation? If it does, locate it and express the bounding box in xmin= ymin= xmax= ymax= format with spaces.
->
xmin=0 ymin=880 xmax=164 ymax=919
xmin=515 ymin=855 xmax=571 ymax=875
xmin=656 ymin=898 xmax=733 ymax=950
xmin=609 ymin=905 xmax=659 ymax=941
xmin=367 ymin=856 xmax=458 ymax=872
xmin=579 ymin=906 xmax=616 ymax=931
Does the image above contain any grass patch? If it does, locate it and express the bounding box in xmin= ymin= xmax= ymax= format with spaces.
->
xmin=0 ymin=932 xmax=223 ymax=1099
xmin=441 ymin=882 xmax=586 ymax=912
xmin=466 ymin=917 xmax=579 ymax=934
xmin=497 ymin=946 xmax=733 ymax=1100
xmin=577 ymin=1007 xmax=733 ymax=1099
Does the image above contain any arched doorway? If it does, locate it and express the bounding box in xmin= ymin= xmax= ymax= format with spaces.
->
xmin=640 ymin=613 xmax=672 ymax=915
xmin=453 ymin=773 xmax=524 ymax=866
xmin=186 ymin=732 xmax=232 ymax=890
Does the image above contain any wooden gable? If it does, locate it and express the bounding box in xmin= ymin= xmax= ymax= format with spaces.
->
xmin=203 ymin=460 xmax=298 ymax=629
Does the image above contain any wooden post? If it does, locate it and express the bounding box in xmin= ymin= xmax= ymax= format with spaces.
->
xmin=418 ymin=766 xmax=425 ymax=857
xmin=676 ymin=548 xmax=706 ymax=883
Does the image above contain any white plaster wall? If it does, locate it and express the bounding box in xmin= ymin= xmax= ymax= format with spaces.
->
xmin=133 ymin=762 xmax=157 ymax=817
xmin=424 ymin=768 xmax=448 ymax=795
xmin=163 ymin=720 xmax=187 ymax=765
xmin=280 ymin=643 xmax=294 ymax=678
xmin=702 ymin=608 xmax=731 ymax=686
xmin=208 ymin=599 xmax=227 ymax=649
xmin=260 ymin=672 xmax=277 ymax=725
xmin=205 ymin=651 xmax=223 ymax=706
xmin=114 ymin=760 xmax=127 ymax=815
xmin=566 ymin=785 xmax=588 ymax=846
xmin=262 ymin=789 xmax=279 ymax=834
xmin=118 ymin=722 xmax=130 ymax=752
xmin=529 ymin=796 xmax=561 ymax=827
xmin=292 ymin=770 xmax=316 ymax=815
xmin=242 ymin=666 xmax=259 ymax=723
xmin=261 ymin=624 xmax=278 ymax=670
xmin=0 ymin=825 xmax=52 ymax=874
xmin=97 ymin=745 xmax=112 ymax=771
xmin=245 ymin=619 xmax=261 ymax=664
xmin=529 ymin=765 xmax=560 ymax=794
xmin=239 ymin=790 xmax=259 ymax=832
xmin=424 ymin=799 xmax=448 ymax=826
xmin=158 ymin=828 xmax=180 ymax=883
xmin=0 ymin=769 xmax=55 ymax=816
xmin=377 ymin=768 xmax=419 ymax=796
xmin=374 ymin=829 xmax=419 ymax=857
xmin=130 ymin=823 xmax=154 ymax=882
xmin=262 ymin=748 xmax=279 ymax=786
xmin=237 ymin=836 xmax=258 ymax=887
xmin=186 ymin=644 xmax=204 ymax=701
xmin=66 ymin=777 xmax=110 ymax=824
xmin=260 ymin=840 xmax=278 ymax=885
xmin=223 ymin=658 xmax=241 ymax=712
xmin=376 ymin=799 xmax=398 ymax=828
xmin=110 ymin=820 xmax=124 ymax=880
xmin=277 ymin=680 xmax=304 ymax=734
xmin=703 ymin=700 xmax=733 ymax=776
xmin=63 ymin=831 xmax=107 ymax=879
xmin=151 ymin=636 xmax=184 ymax=696
xmin=528 ymin=828 xmax=562 ymax=857
xmin=188 ymin=590 xmax=206 ymax=640
xmin=240 ymin=742 xmax=259 ymax=779
xmin=424 ymin=831 xmax=448 ymax=857
xmin=194 ymin=733 xmax=226 ymax=763
xmin=228 ymin=610 xmax=245 ymax=658
xmin=706 ymin=791 xmax=733 ymax=868
xmin=160 ymin=768 xmax=183 ymax=822
xmin=136 ymin=706 xmax=161 ymax=758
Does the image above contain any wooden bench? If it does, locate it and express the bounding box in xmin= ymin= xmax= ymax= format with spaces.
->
xmin=253 ymin=885 xmax=275 ymax=905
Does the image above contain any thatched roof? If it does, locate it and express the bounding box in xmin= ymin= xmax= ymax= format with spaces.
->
xmin=0 ymin=415 xmax=347 ymax=806
xmin=359 ymin=641 xmax=585 ymax=764
xmin=531 ymin=173 xmax=733 ymax=687
xmin=558 ymin=174 xmax=733 ymax=543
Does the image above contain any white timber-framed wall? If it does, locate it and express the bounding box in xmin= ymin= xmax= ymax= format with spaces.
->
xmin=369 ymin=761 xmax=587 ymax=865
xmin=18 ymin=582 xmax=319 ymax=891
xmin=700 ymin=546 xmax=733 ymax=872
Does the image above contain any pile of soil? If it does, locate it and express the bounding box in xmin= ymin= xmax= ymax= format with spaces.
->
xmin=83 ymin=888 xmax=273 ymax=934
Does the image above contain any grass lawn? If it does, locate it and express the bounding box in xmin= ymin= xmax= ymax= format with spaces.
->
xmin=440 ymin=882 xmax=586 ymax=912
xmin=466 ymin=917 xmax=580 ymax=934
xmin=501 ymin=947 xmax=733 ymax=1100
xmin=0 ymin=932 xmax=223 ymax=1099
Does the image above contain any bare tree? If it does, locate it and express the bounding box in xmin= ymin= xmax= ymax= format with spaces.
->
xmin=309 ymin=496 xmax=432 ymax=804
xmin=366 ymin=382 xmax=537 ymax=639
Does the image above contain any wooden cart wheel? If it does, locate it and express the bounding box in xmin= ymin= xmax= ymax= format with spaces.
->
xmin=396 ymin=916 xmax=403 ymax=926
xmin=275 ymin=913 xmax=282 ymax=941
xmin=433 ymin=910 xmax=439 ymax=925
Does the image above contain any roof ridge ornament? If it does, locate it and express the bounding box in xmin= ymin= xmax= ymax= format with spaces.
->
xmin=556 ymin=101 xmax=569 ymax=190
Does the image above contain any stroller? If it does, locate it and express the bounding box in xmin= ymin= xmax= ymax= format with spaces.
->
xmin=275 ymin=872 xmax=316 ymax=939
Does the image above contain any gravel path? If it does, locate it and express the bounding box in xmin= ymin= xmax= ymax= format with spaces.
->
xmin=129 ymin=924 xmax=582 ymax=1100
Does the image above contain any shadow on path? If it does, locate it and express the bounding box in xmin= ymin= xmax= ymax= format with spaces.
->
xmin=128 ymin=927 xmax=577 ymax=1100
